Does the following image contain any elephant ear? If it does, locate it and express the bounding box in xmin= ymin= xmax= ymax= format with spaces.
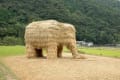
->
xmin=58 ymin=23 xmax=76 ymax=32
xmin=57 ymin=23 xmax=66 ymax=31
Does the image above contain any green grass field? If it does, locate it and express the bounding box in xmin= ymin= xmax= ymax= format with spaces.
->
xmin=0 ymin=46 xmax=120 ymax=58
xmin=78 ymin=47 xmax=120 ymax=58
xmin=0 ymin=46 xmax=25 ymax=57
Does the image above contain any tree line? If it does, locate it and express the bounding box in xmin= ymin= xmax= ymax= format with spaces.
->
xmin=0 ymin=0 xmax=120 ymax=45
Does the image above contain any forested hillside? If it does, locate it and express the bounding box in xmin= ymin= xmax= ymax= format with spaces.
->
xmin=0 ymin=0 xmax=120 ymax=45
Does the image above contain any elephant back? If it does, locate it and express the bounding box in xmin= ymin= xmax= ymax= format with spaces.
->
xmin=24 ymin=20 xmax=76 ymax=47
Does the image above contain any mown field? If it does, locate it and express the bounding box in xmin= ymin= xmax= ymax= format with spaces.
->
xmin=78 ymin=47 xmax=120 ymax=58
xmin=0 ymin=46 xmax=120 ymax=58
xmin=0 ymin=46 xmax=25 ymax=57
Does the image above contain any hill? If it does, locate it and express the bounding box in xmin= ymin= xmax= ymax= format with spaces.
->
xmin=0 ymin=0 xmax=120 ymax=45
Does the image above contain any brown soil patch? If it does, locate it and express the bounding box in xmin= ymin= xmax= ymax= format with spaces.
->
xmin=3 ymin=53 xmax=120 ymax=80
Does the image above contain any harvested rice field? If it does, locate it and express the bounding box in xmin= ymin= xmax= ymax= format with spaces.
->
xmin=2 ymin=53 xmax=120 ymax=80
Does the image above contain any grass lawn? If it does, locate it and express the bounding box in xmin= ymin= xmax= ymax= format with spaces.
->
xmin=0 ymin=46 xmax=25 ymax=57
xmin=78 ymin=47 xmax=120 ymax=58
xmin=0 ymin=46 xmax=120 ymax=58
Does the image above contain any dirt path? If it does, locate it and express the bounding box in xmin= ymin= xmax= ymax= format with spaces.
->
xmin=0 ymin=61 xmax=18 ymax=80
xmin=3 ymin=53 xmax=120 ymax=80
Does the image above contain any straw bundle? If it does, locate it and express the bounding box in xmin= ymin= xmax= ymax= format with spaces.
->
xmin=25 ymin=20 xmax=79 ymax=59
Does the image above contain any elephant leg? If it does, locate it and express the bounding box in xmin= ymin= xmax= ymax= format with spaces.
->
xmin=47 ymin=45 xmax=57 ymax=59
xmin=35 ymin=49 xmax=44 ymax=57
xmin=67 ymin=43 xmax=78 ymax=58
xmin=26 ymin=44 xmax=36 ymax=58
xmin=57 ymin=45 xmax=63 ymax=58
xmin=67 ymin=43 xmax=86 ymax=59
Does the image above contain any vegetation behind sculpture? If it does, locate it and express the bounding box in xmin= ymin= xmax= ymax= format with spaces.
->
xmin=0 ymin=0 xmax=120 ymax=45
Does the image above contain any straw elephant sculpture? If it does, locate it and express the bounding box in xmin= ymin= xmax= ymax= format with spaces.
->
xmin=25 ymin=20 xmax=84 ymax=59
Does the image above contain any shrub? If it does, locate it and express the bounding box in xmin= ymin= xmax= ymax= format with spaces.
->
xmin=2 ymin=36 xmax=24 ymax=45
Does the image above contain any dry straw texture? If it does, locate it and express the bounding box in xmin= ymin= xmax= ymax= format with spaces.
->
xmin=25 ymin=20 xmax=81 ymax=59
